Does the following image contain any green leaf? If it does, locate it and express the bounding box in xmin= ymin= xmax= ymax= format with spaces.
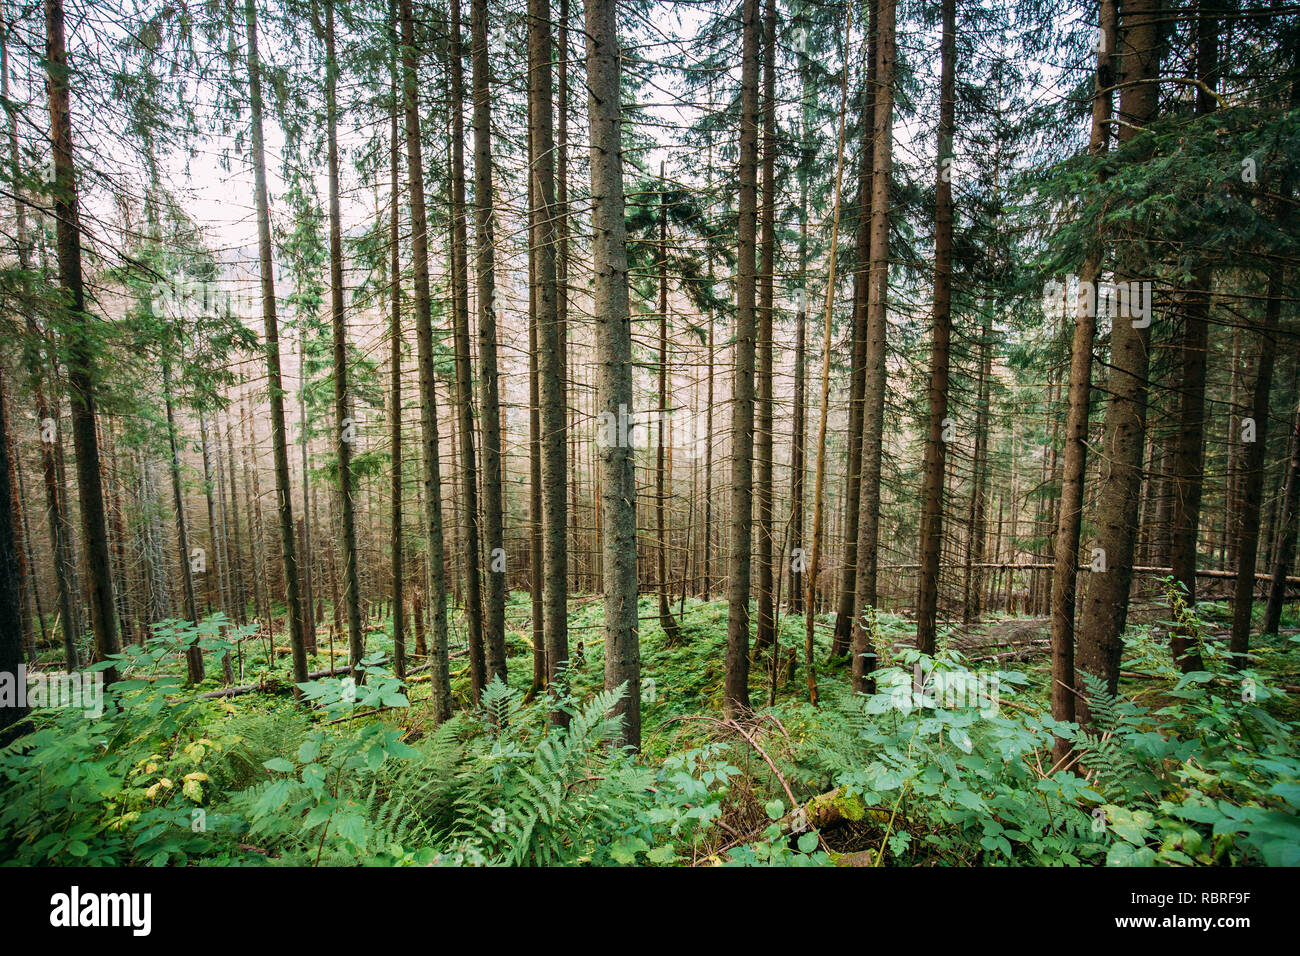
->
xmin=297 ymin=739 xmax=321 ymax=763
xmin=610 ymin=836 xmax=649 ymax=864
xmin=303 ymin=805 xmax=333 ymax=830
xmin=1267 ymin=782 xmax=1300 ymax=809
xmin=647 ymin=844 xmax=677 ymax=865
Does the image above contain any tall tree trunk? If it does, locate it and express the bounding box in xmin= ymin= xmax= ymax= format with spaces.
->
xmin=198 ymin=412 xmax=233 ymax=684
xmin=447 ymin=0 xmax=487 ymax=700
xmin=702 ymin=93 xmax=715 ymax=602
xmin=1229 ymin=276 xmax=1281 ymax=662
xmin=830 ymin=34 xmax=874 ymax=660
xmin=803 ymin=1 xmax=854 ymax=706
xmin=788 ymin=38 xmax=812 ymax=616
xmin=724 ymin=0 xmax=761 ymax=717
xmin=585 ymin=0 xmax=641 ymax=747
xmin=388 ymin=30 xmax=405 ymax=678
xmin=528 ymin=185 xmax=546 ymax=700
xmin=1265 ymin=397 xmax=1300 ymax=635
xmin=0 ymin=372 xmax=28 ymax=742
xmin=472 ymin=0 xmax=507 ymax=684
xmin=244 ymin=0 xmax=309 ymax=689
xmin=915 ymin=0 xmax=955 ymax=655
xmin=754 ymin=0 xmax=776 ymax=656
xmin=1075 ymin=0 xmax=1163 ymax=719
xmin=297 ymin=310 xmax=317 ymax=653
xmin=30 ymin=379 xmax=78 ymax=669
xmin=1229 ymin=33 xmax=1297 ymax=659
xmin=529 ymin=0 xmax=569 ymax=718
xmin=1 ymin=376 xmax=33 ymax=661
xmin=788 ymin=295 xmax=807 ymax=615
xmin=242 ymin=405 xmax=272 ymax=657
xmin=962 ymin=313 xmax=991 ymax=623
xmin=322 ymin=0 xmax=365 ymax=680
xmin=400 ymin=0 xmax=453 ymax=721
xmin=558 ymin=0 xmax=576 ymax=598
xmin=44 ymin=0 xmax=120 ymax=682
xmin=852 ymin=0 xmax=893 ymax=694
xmin=1225 ymin=329 xmax=1249 ymax=572
xmin=210 ymin=420 xmax=235 ymax=680
xmin=656 ymin=164 xmax=680 ymax=643
xmin=7 ymin=30 xmax=78 ymax=670
xmin=1166 ymin=0 xmax=1217 ymax=673
xmin=1050 ymin=0 xmax=1116 ymax=762
xmin=225 ymin=418 xmax=248 ymax=625
xmin=164 ymin=363 xmax=203 ymax=681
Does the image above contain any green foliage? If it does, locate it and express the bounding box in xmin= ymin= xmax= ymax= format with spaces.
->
xmin=724 ymin=796 xmax=833 ymax=867
xmin=5 ymin=596 xmax=1296 ymax=868
xmin=0 ymin=619 xmax=251 ymax=865
xmin=440 ymin=681 xmax=729 ymax=866
xmin=797 ymin=650 xmax=1105 ymax=866
xmin=230 ymin=659 xmax=418 ymax=864
xmin=1070 ymin=607 xmax=1300 ymax=866
xmin=1074 ymin=672 xmax=1153 ymax=799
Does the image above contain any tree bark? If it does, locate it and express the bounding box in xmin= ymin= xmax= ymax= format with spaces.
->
xmin=725 ymin=0 xmax=761 ymax=717
xmin=915 ymin=0 xmax=955 ymax=656
xmin=804 ymin=1 xmax=854 ymax=705
xmin=388 ymin=21 xmax=405 ymax=678
xmin=528 ymin=203 xmax=546 ymax=699
xmin=703 ymin=93 xmax=715 ymax=602
xmin=322 ymin=0 xmax=365 ymax=680
xmin=585 ymin=0 xmax=641 ymax=747
xmin=0 ymin=373 xmax=28 ymax=742
xmin=529 ymin=0 xmax=569 ymax=720
xmin=852 ymin=0 xmax=893 ymax=694
xmin=1265 ymin=398 xmax=1300 ymax=635
xmin=400 ymin=0 xmax=453 ymax=720
xmin=447 ymin=0 xmax=486 ymax=700
xmin=1051 ymin=0 xmax=1116 ymax=761
xmin=1075 ymin=0 xmax=1163 ymax=718
xmin=1166 ymin=0 xmax=1218 ymax=673
xmin=243 ymin=0 xmax=309 ymax=689
xmin=788 ymin=35 xmax=813 ymax=616
xmin=164 ymin=363 xmax=203 ymax=680
xmin=7 ymin=31 xmax=79 ymax=670
xmin=224 ymin=418 xmax=248 ymax=626
xmin=754 ymin=0 xmax=776 ymax=656
xmin=656 ymin=164 xmax=680 ymax=643
xmin=1229 ymin=275 xmax=1281 ymax=662
xmin=472 ymin=0 xmax=508 ymax=684
xmin=0 ymin=375 xmax=34 ymax=661
xmin=45 ymin=0 xmax=120 ymax=682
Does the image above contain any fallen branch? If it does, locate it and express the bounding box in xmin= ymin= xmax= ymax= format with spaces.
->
xmin=195 ymin=665 xmax=355 ymax=700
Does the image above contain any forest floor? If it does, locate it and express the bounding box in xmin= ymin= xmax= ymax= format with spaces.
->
xmin=5 ymin=593 xmax=1300 ymax=866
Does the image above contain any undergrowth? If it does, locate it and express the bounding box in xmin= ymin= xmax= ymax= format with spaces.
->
xmin=1 ymin=592 xmax=1297 ymax=866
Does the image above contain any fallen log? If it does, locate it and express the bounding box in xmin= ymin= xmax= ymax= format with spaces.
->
xmin=780 ymin=786 xmax=888 ymax=832
xmin=196 ymin=665 xmax=355 ymax=700
xmin=832 ymin=849 xmax=878 ymax=866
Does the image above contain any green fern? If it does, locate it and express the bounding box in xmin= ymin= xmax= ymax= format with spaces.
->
xmin=443 ymin=685 xmax=654 ymax=865
xmin=1074 ymin=672 xmax=1139 ymax=795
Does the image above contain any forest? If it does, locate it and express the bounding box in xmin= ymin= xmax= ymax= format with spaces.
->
xmin=0 ymin=0 xmax=1297 ymax=874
